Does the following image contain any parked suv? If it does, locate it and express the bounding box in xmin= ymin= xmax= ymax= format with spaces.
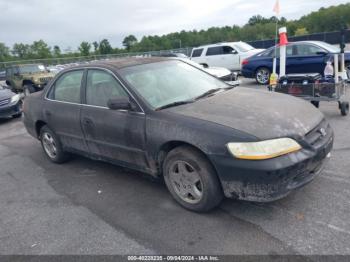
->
xmin=190 ymin=42 xmax=264 ymax=71
xmin=5 ymin=64 xmax=54 ymax=95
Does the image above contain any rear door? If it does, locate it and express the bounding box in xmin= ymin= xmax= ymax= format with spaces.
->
xmin=205 ymin=46 xmax=237 ymax=70
xmin=288 ymin=43 xmax=327 ymax=74
xmin=44 ymin=69 xmax=88 ymax=152
xmin=80 ymin=69 xmax=147 ymax=169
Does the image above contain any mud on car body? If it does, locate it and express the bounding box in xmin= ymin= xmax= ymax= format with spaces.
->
xmin=23 ymin=57 xmax=333 ymax=212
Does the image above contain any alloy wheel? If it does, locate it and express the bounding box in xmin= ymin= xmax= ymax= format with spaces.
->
xmin=168 ymin=160 xmax=203 ymax=204
xmin=42 ymin=132 xmax=57 ymax=159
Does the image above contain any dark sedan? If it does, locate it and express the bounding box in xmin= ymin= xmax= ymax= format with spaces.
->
xmin=23 ymin=58 xmax=333 ymax=212
xmin=242 ymin=41 xmax=350 ymax=84
xmin=0 ymin=85 xmax=22 ymax=119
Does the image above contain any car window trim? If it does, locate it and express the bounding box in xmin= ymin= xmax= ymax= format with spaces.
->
xmin=44 ymin=66 xmax=145 ymax=114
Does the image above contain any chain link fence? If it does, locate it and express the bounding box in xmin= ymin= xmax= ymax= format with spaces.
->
xmin=0 ymin=48 xmax=192 ymax=71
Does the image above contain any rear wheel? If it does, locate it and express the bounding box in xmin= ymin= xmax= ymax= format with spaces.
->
xmin=255 ymin=67 xmax=270 ymax=85
xmin=40 ymin=125 xmax=70 ymax=163
xmin=163 ymin=146 xmax=223 ymax=212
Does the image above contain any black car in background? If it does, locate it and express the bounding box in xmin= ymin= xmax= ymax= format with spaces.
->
xmin=0 ymin=85 xmax=22 ymax=119
xmin=23 ymin=58 xmax=333 ymax=212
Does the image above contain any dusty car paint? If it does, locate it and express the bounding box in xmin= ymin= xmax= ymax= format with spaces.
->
xmin=23 ymin=58 xmax=334 ymax=202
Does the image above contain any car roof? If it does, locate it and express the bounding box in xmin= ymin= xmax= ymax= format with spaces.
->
xmin=193 ymin=41 xmax=245 ymax=49
xmin=67 ymin=57 xmax=172 ymax=71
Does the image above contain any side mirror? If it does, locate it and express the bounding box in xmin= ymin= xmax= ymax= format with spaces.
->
xmin=231 ymin=50 xmax=238 ymax=54
xmin=107 ymin=97 xmax=131 ymax=110
xmin=316 ymin=51 xmax=328 ymax=56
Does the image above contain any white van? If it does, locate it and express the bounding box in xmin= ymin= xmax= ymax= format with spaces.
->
xmin=190 ymin=42 xmax=264 ymax=71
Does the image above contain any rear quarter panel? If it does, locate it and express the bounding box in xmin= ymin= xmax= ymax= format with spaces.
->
xmin=23 ymin=91 xmax=45 ymax=138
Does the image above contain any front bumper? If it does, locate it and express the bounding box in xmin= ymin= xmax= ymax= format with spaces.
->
xmin=0 ymin=101 xmax=22 ymax=118
xmin=210 ymin=127 xmax=334 ymax=202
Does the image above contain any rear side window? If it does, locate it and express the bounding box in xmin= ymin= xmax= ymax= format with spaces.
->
xmin=86 ymin=70 xmax=128 ymax=107
xmin=206 ymin=46 xmax=223 ymax=56
xmin=49 ymin=70 xmax=83 ymax=103
xmin=295 ymin=44 xmax=324 ymax=56
xmin=192 ymin=48 xmax=203 ymax=57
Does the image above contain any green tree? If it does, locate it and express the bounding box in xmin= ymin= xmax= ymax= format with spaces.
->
xmin=122 ymin=35 xmax=138 ymax=51
xmin=0 ymin=43 xmax=10 ymax=61
xmin=78 ymin=41 xmax=91 ymax=56
xmin=92 ymin=41 xmax=99 ymax=53
xmin=12 ymin=43 xmax=32 ymax=59
xmin=99 ymin=39 xmax=112 ymax=54
xmin=294 ymin=28 xmax=309 ymax=36
xmin=31 ymin=40 xmax=51 ymax=58
xmin=53 ymin=45 xmax=61 ymax=57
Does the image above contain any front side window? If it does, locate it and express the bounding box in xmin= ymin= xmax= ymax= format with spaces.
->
xmin=192 ymin=48 xmax=203 ymax=57
xmin=120 ymin=60 xmax=228 ymax=109
xmin=206 ymin=46 xmax=223 ymax=56
xmin=50 ymin=70 xmax=83 ymax=103
xmin=222 ymin=46 xmax=235 ymax=54
xmin=86 ymin=70 xmax=128 ymax=107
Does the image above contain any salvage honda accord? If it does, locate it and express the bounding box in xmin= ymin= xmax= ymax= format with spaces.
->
xmin=23 ymin=58 xmax=333 ymax=212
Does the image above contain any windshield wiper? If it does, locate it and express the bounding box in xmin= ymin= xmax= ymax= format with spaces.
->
xmin=155 ymin=100 xmax=194 ymax=110
xmin=194 ymin=88 xmax=223 ymax=100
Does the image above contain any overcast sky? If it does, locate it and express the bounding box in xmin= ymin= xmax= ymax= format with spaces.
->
xmin=0 ymin=0 xmax=348 ymax=51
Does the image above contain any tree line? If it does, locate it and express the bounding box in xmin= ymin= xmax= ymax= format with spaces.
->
xmin=0 ymin=3 xmax=349 ymax=63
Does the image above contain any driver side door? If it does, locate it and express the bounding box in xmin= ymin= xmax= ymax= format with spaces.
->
xmin=80 ymin=69 xmax=148 ymax=170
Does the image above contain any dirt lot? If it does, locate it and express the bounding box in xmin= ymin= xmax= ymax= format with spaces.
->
xmin=0 ymin=79 xmax=349 ymax=255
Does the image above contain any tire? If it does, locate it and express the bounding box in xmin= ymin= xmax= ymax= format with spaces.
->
xmin=39 ymin=125 xmax=70 ymax=163
xmin=340 ymin=102 xmax=349 ymax=116
xmin=163 ymin=146 xmax=223 ymax=212
xmin=311 ymin=101 xmax=320 ymax=108
xmin=23 ymin=84 xmax=36 ymax=96
xmin=255 ymin=67 xmax=270 ymax=85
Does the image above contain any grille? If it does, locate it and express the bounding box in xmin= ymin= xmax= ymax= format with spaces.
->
xmin=0 ymin=98 xmax=10 ymax=106
xmin=39 ymin=77 xmax=53 ymax=83
xmin=305 ymin=119 xmax=331 ymax=148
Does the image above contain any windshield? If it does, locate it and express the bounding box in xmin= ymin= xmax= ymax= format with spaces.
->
xmin=313 ymin=41 xmax=340 ymax=53
xmin=233 ymin=42 xmax=255 ymax=52
xmin=120 ymin=60 xmax=228 ymax=109
xmin=19 ymin=64 xmax=46 ymax=74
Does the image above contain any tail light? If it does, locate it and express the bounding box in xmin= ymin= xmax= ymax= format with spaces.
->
xmin=242 ymin=59 xmax=249 ymax=66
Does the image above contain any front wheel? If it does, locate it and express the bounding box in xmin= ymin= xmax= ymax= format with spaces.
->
xmin=163 ymin=146 xmax=223 ymax=212
xmin=340 ymin=101 xmax=349 ymax=116
xmin=255 ymin=67 xmax=270 ymax=85
xmin=40 ymin=125 xmax=70 ymax=163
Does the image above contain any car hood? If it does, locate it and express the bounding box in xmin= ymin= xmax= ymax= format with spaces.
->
xmin=204 ymin=67 xmax=231 ymax=78
xmin=167 ymin=87 xmax=324 ymax=140
xmin=0 ymin=88 xmax=14 ymax=100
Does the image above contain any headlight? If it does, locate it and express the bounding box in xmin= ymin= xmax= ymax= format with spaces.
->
xmin=10 ymin=94 xmax=21 ymax=103
xmin=227 ymin=138 xmax=301 ymax=160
